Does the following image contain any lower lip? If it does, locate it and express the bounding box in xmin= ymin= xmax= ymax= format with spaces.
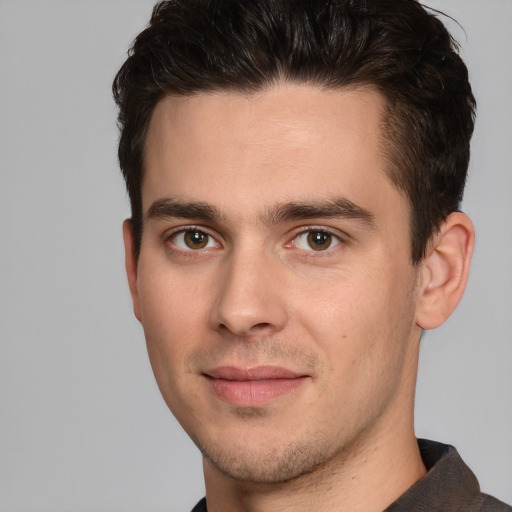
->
xmin=207 ymin=377 xmax=308 ymax=406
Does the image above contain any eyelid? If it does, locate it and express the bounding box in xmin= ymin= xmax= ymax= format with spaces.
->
xmin=163 ymin=225 xmax=222 ymax=251
xmin=162 ymin=224 xmax=346 ymax=252
xmin=286 ymin=225 xmax=347 ymax=250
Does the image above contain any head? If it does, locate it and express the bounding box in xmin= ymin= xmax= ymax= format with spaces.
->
xmin=113 ymin=0 xmax=475 ymax=265
xmin=113 ymin=0 xmax=476 ymax=490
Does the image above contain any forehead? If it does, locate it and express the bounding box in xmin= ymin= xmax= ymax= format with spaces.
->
xmin=142 ymin=84 xmax=404 ymax=222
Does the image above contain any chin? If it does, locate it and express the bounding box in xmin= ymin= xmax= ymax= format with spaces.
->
xmin=198 ymin=434 xmax=337 ymax=484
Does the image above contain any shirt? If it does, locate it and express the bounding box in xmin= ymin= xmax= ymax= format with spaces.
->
xmin=190 ymin=439 xmax=511 ymax=511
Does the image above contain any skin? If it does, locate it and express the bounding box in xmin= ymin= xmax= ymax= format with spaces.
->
xmin=124 ymin=84 xmax=474 ymax=511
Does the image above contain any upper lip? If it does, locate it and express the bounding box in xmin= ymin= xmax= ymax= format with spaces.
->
xmin=204 ymin=365 xmax=305 ymax=381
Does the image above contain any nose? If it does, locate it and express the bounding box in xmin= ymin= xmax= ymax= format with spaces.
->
xmin=210 ymin=249 xmax=289 ymax=338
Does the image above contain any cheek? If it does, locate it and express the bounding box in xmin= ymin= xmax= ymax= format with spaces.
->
xmin=295 ymin=271 xmax=417 ymax=434
xmin=294 ymin=261 xmax=417 ymax=370
xmin=136 ymin=266 xmax=211 ymax=387
xmin=138 ymin=262 xmax=211 ymax=332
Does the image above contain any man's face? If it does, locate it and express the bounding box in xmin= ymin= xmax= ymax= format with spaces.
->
xmin=127 ymin=84 xmax=424 ymax=483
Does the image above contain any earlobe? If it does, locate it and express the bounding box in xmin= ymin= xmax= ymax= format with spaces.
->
xmin=122 ymin=219 xmax=142 ymax=322
xmin=415 ymin=212 xmax=475 ymax=330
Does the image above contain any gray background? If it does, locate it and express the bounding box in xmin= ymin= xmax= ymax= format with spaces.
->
xmin=1 ymin=1 xmax=510 ymax=510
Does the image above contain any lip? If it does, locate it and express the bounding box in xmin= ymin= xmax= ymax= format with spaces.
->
xmin=203 ymin=366 xmax=309 ymax=406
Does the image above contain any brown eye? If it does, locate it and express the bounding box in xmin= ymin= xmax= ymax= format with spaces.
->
xmin=171 ymin=229 xmax=217 ymax=251
xmin=183 ymin=230 xmax=209 ymax=249
xmin=307 ymin=231 xmax=333 ymax=251
xmin=292 ymin=230 xmax=340 ymax=252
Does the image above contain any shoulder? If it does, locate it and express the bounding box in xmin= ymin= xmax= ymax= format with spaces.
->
xmin=385 ymin=440 xmax=511 ymax=511
xmin=479 ymin=493 xmax=512 ymax=512
xmin=190 ymin=497 xmax=207 ymax=512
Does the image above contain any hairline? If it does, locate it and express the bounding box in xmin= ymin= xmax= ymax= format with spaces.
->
xmin=135 ymin=80 xmax=419 ymax=259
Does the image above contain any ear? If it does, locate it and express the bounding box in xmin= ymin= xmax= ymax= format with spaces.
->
xmin=415 ymin=212 xmax=475 ymax=330
xmin=123 ymin=219 xmax=142 ymax=322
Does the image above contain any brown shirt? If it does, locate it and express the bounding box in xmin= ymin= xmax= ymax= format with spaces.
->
xmin=191 ymin=439 xmax=511 ymax=511
xmin=384 ymin=439 xmax=511 ymax=511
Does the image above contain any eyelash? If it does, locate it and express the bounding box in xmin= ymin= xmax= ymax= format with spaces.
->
xmin=287 ymin=227 xmax=343 ymax=254
xmin=163 ymin=225 xmax=345 ymax=255
xmin=164 ymin=226 xmax=221 ymax=253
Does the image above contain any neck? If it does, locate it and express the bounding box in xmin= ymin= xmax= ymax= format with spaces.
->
xmin=203 ymin=422 xmax=426 ymax=512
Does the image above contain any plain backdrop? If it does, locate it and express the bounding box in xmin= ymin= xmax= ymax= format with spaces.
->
xmin=1 ymin=1 xmax=511 ymax=510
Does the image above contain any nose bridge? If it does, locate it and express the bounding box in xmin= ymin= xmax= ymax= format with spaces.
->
xmin=211 ymin=243 xmax=288 ymax=337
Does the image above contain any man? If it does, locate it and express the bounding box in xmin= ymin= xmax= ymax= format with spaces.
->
xmin=113 ymin=0 xmax=511 ymax=510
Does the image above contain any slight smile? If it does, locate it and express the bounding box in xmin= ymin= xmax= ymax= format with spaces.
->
xmin=204 ymin=366 xmax=310 ymax=406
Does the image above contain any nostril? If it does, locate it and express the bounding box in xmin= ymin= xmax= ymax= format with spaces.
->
xmin=253 ymin=322 xmax=272 ymax=329
xmin=217 ymin=320 xmax=276 ymax=337
xmin=218 ymin=322 xmax=271 ymax=330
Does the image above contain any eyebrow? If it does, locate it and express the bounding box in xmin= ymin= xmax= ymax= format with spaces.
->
xmin=264 ymin=199 xmax=376 ymax=228
xmin=146 ymin=197 xmax=375 ymax=228
xmin=146 ymin=198 xmax=221 ymax=222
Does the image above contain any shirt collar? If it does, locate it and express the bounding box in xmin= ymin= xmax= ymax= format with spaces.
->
xmin=384 ymin=439 xmax=481 ymax=511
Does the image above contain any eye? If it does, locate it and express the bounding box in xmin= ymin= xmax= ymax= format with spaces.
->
xmin=293 ymin=230 xmax=341 ymax=251
xmin=170 ymin=229 xmax=219 ymax=250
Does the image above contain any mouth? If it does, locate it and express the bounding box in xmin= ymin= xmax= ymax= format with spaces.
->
xmin=203 ymin=366 xmax=310 ymax=406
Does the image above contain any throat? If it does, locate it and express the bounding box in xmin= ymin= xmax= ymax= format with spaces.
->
xmin=201 ymin=431 xmax=426 ymax=512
